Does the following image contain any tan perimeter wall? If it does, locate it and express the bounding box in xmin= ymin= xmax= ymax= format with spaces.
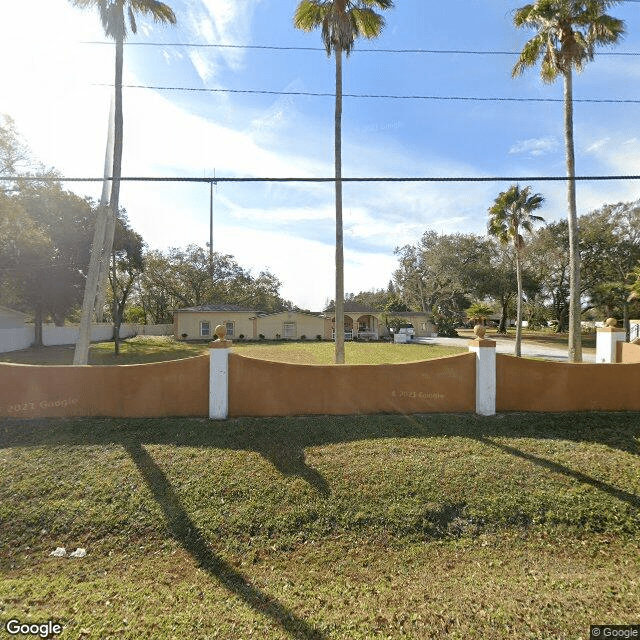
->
xmin=496 ymin=354 xmax=640 ymax=412
xmin=0 ymin=355 xmax=209 ymax=419
xmin=228 ymin=352 xmax=476 ymax=417
xmin=620 ymin=342 xmax=640 ymax=363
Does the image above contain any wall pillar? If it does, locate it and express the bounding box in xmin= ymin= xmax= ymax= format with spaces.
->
xmin=596 ymin=320 xmax=626 ymax=363
xmin=469 ymin=326 xmax=496 ymax=416
xmin=209 ymin=326 xmax=232 ymax=419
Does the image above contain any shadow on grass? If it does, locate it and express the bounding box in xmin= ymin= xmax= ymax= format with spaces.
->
xmin=2 ymin=412 xmax=639 ymax=637
xmin=122 ymin=438 xmax=326 ymax=640
xmin=473 ymin=436 xmax=640 ymax=510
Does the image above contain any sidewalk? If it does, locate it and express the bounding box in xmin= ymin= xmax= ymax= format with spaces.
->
xmin=418 ymin=334 xmax=596 ymax=363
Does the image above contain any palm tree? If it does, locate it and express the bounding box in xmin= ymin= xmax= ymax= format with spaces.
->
xmin=488 ymin=185 xmax=544 ymax=357
xmin=512 ymin=0 xmax=624 ymax=363
xmin=71 ymin=0 xmax=177 ymax=364
xmin=294 ymin=0 xmax=393 ymax=364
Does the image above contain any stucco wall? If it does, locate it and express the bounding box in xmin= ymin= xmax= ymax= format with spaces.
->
xmin=496 ymin=354 xmax=640 ymax=412
xmin=228 ymin=352 xmax=476 ymax=417
xmin=0 ymin=355 xmax=209 ymax=418
xmin=175 ymin=312 xmax=255 ymax=340
xmin=256 ymin=313 xmax=324 ymax=340
xmin=620 ymin=342 xmax=640 ymax=364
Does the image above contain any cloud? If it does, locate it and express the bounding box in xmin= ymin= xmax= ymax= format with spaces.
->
xmin=508 ymin=136 xmax=560 ymax=157
xmin=184 ymin=0 xmax=262 ymax=82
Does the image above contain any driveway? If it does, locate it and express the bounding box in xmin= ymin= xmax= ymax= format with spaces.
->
xmin=420 ymin=335 xmax=596 ymax=363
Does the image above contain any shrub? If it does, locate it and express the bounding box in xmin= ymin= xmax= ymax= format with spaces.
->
xmin=181 ymin=333 xmax=188 ymax=339
xmin=275 ymin=333 xmax=281 ymax=340
xmin=259 ymin=334 xmax=265 ymax=340
xmin=316 ymin=334 xmax=322 ymax=341
xmin=238 ymin=334 xmax=245 ymax=342
xmin=300 ymin=335 xmax=306 ymax=341
xmin=435 ymin=316 xmax=459 ymax=338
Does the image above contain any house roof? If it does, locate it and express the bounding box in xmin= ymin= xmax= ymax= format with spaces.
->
xmin=389 ymin=311 xmax=432 ymax=318
xmin=175 ymin=304 xmax=263 ymax=313
xmin=0 ymin=305 xmax=29 ymax=318
xmin=251 ymin=310 xmax=324 ymax=319
xmin=323 ymin=302 xmax=380 ymax=314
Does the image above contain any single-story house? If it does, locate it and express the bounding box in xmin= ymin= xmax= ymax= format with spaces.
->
xmin=250 ymin=310 xmax=325 ymax=340
xmin=173 ymin=304 xmax=260 ymax=340
xmin=387 ymin=311 xmax=437 ymax=337
xmin=173 ymin=302 xmax=436 ymax=341
xmin=0 ymin=306 xmax=29 ymax=330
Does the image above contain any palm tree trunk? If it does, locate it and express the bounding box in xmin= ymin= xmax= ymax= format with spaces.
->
xmin=515 ymin=250 xmax=523 ymax=357
xmin=334 ymin=44 xmax=345 ymax=364
xmin=564 ymin=69 xmax=582 ymax=363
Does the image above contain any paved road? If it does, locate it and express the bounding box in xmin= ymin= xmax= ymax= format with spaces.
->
xmin=420 ymin=335 xmax=596 ymax=363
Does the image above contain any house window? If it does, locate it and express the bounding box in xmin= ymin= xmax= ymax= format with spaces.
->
xmin=200 ymin=321 xmax=211 ymax=337
xmin=283 ymin=322 xmax=295 ymax=339
xmin=225 ymin=322 xmax=234 ymax=337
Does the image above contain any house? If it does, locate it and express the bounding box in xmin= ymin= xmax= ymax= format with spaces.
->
xmin=0 ymin=306 xmax=29 ymax=330
xmin=173 ymin=301 xmax=436 ymax=341
xmin=173 ymin=305 xmax=326 ymax=341
xmin=250 ymin=310 xmax=325 ymax=340
xmin=387 ymin=311 xmax=437 ymax=338
xmin=173 ymin=304 xmax=260 ymax=341
xmin=322 ymin=302 xmax=387 ymax=340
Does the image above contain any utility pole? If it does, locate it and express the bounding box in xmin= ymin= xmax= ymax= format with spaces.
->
xmin=209 ymin=170 xmax=216 ymax=272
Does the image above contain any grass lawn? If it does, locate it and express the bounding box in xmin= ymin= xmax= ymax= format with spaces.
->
xmin=1 ymin=412 xmax=638 ymax=639
xmin=0 ymin=336 xmax=466 ymax=366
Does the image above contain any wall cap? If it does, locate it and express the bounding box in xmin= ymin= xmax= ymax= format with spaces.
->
xmin=470 ymin=338 xmax=496 ymax=347
xmin=209 ymin=340 xmax=233 ymax=349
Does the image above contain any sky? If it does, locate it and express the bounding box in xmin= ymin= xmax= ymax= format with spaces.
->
xmin=2 ymin=0 xmax=640 ymax=311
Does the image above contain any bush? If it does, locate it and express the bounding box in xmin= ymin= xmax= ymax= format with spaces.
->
xmin=316 ymin=334 xmax=322 ymax=341
xmin=300 ymin=335 xmax=306 ymax=341
xmin=259 ymin=334 xmax=265 ymax=340
xmin=238 ymin=334 xmax=245 ymax=342
xmin=435 ymin=316 xmax=459 ymax=338
xmin=275 ymin=333 xmax=281 ymax=340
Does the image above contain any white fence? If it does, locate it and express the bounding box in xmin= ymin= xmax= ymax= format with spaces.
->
xmin=0 ymin=323 xmax=173 ymax=353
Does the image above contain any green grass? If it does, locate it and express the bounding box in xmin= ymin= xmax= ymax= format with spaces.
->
xmin=1 ymin=413 xmax=639 ymax=638
xmin=232 ymin=340 xmax=465 ymax=364
xmin=0 ymin=336 xmax=465 ymax=366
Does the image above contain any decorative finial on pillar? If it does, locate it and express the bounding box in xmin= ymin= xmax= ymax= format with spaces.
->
xmin=214 ymin=324 xmax=227 ymax=340
xmin=605 ymin=318 xmax=618 ymax=328
xmin=473 ymin=324 xmax=487 ymax=339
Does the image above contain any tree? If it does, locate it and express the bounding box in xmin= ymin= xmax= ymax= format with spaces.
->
xmin=69 ymin=0 xmax=177 ymax=365
xmin=488 ymin=185 xmax=544 ymax=356
xmin=294 ymin=0 xmax=393 ymax=363
xmin=466 ymin=302 xmax=496 ymax=327
xmin=393 ymin=232 xmax=493 ymax=321
xmin=106 ymin=213 xmax=145 ymax=355
xmin=512 ymin=0 xmax=624 ymax=362
xmin=137 ymin=245 xmax=290 ymax=323
xmin=1 ymin=184 xmax=95 ymax=344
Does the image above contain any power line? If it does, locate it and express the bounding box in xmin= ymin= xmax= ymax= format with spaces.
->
xmin=91 ymin=83 xmax=640 ymax=103
xmin=79 ymin=43 xmax=640 ymax=56
xmin=2 ymin=175 xmax=640 ymax=183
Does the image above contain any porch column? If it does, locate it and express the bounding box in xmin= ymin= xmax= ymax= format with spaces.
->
xmin=596 ymin=318 xmax=626 ymax=364
xmin=468 ymin=325 xmax=496 ymax=416
xmin=209 ymin=325 xmax=232 ymax=420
